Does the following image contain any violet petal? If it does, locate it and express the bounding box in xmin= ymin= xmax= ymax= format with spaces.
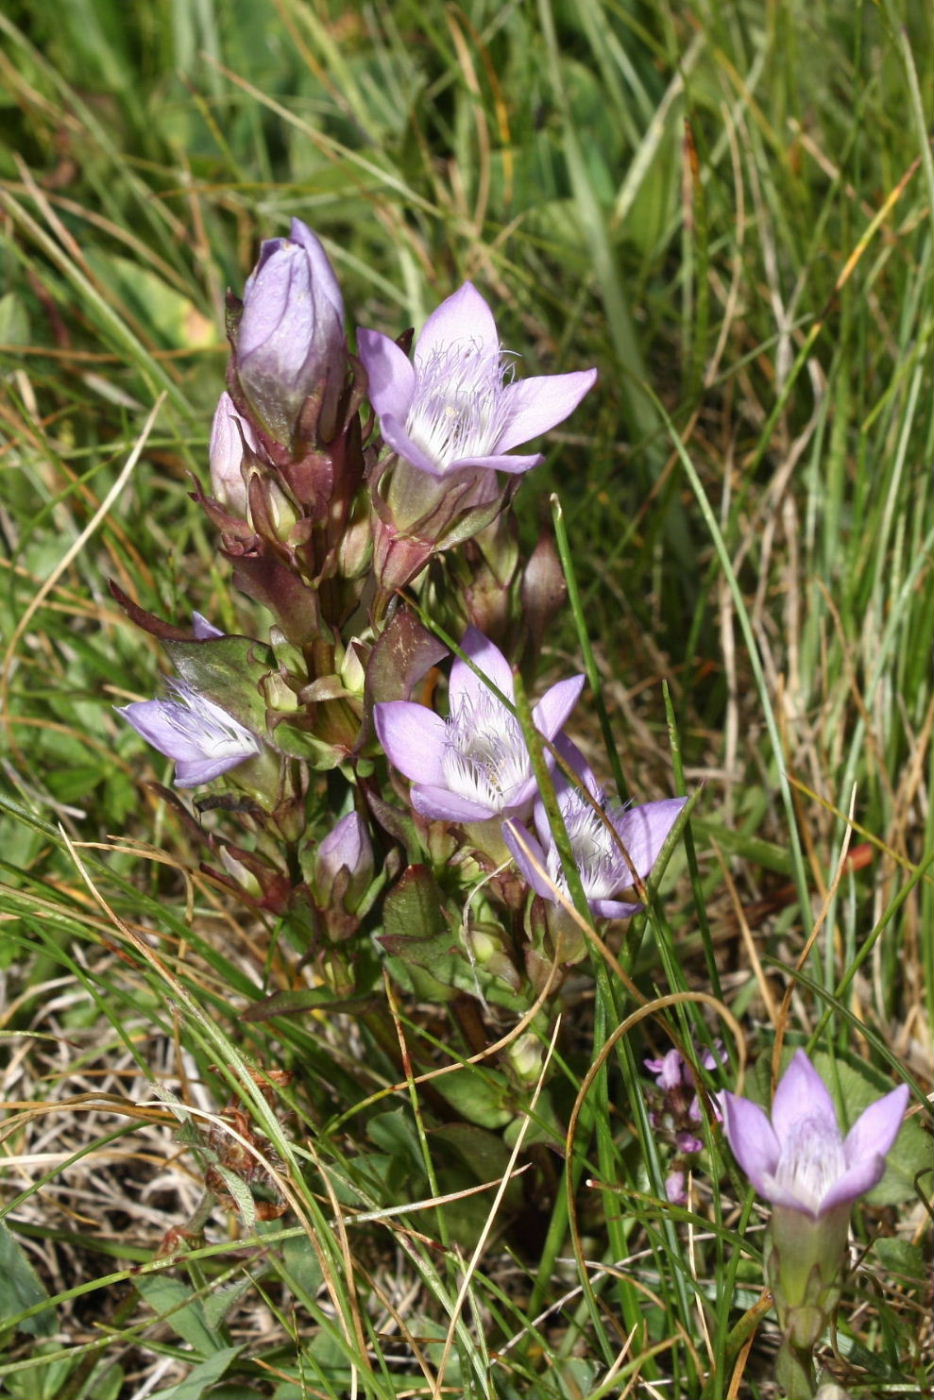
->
xmin=502 ymin=819 xmax=558 ymax=903
xmin=411 ymin=785 xmax=499 ymax=823
xmin=842 ymin=1083 xmax=909 ymax=1171
xmin=444 ymin=451 xmax=544 ymax=476
xmin=496 ymin=368 xmax=598 ymax=451
xmin=374 ymin=701 xmax=448 ymax=786
xmin=448 ymin=628 xmax=515 ymax=712
xmin=590 ymin=896 xmax=644 ymax=919
xmin=413 ymin=282 xmax=499 ymax=368
xmin=771 ymin=1050 xmax=839 ymax=1142
xmin=357 ymin=329 xmax=417 ymax=424
xmin=376 ymin=412 xmax=448 ymax=478
xmin=288 ymin=218 xmax=344 ymax=326
xmin=720 ymin=1091 xmax=781 ymax=1197
xmin=531 ymin=673 xmax=586 ymax=741
xmin=611 ymin=797 xmax=688 ymax=883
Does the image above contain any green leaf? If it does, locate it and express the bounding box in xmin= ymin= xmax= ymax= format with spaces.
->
xmin=367 ymin=1107 xmax=424 ymax=1176
xmin=135 ymin=1274 xmax=222 ymax=1355
xmin=242 ymin=987 xmax=379 ymax=1022
xmin=0 ymin=1219 xmax=56 ymax=1337
xmin=872 ymin=1237 xmax=928 ymax=1285
xmin=0 ymin=291 xmax=30 ymax=344
xmin=380 ymin=865 xmax=449 ymax=947
xmin=432 ymin=1066 xmax=514 ymax=1130
xmin=147 ymin=1346 xmax=242 ymax=1400
xmin=202 ymin=1276 xmax=256 ymax=1334
xmin=430 ymin=1122 xmax=513 ymax=1182
xmin=84 ymin=250 xmax=216 ymax=351
xmin=280 ymin=1232 xmax=324 ymax=1303
xmin=165 ymin=636 xmax=275 ymax=734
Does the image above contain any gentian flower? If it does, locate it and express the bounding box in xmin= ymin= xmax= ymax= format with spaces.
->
xmin=721 ymin=1050 xmax=909 ymax=1220
xmin=721 ymin=1050 xmax=910 ymax=1357
xmin=118 ymin=682 xmax=262 ymax=787
xmin=358 ymin=282 xmax=597 ymax=479
xmin=236 ymin=218 xmax=344 ymax=444
xmin=503 ymin=746 xmax=686 ymax=918
xmin=374 ymin=627 xmax=584 ymax=823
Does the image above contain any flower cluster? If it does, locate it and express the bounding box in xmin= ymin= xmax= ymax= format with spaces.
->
xmin=117 ymin=216 xmax=687 ymax=974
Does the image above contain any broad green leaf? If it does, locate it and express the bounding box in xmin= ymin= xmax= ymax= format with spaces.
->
xmin=147 ymin=1345 xmax=242 ymax=1400
xmin=135 ymin=1274 xmax=223 ymax=1355
xmin=0 ymin=1219 xmax=56 ymax=1337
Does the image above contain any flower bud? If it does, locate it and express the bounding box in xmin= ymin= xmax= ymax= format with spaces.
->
xmin=665 ymin=1170 xmax=687 ymax=1205
xmin=236 ymin=219 xmax=344 ymax=445
xmin=506 ymin=1031 xmax=545 ymax=1085
xmin=313 ymin=811 xmax=374 ymax=914
xmin=209 ymin=392 xmax=256 ymax=515
xmin=339 ymin=640 xmax=368 ymax=697
xmin=468 ymin=924 xmax=520 ymax=991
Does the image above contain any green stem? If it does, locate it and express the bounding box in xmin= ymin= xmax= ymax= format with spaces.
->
xmin=775 ymin=1336 xmax=816 ymax=1399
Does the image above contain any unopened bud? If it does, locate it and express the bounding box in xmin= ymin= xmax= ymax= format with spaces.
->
xmin=314 ymin=811 xmax=374 ymax=913
xmin=210 ymin=392 xmax=256 ymax=515
xmin=236 ymin=219 xmax=345 ymax=445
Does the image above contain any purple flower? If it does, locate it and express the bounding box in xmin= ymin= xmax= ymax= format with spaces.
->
xmin=358 ymin=283 xmax=597 ymax=479
xmin=646 ymin=1047 xmax=694 ymax=1092
xmin=665 ymin=1170 xmax=688 ymax=1206
xmin=374 ymin=627 xmax=584 ymax=823
xmin=314 ymin=811 xmax=374 ymax=913
xmin=237 ymin=218 xmax=344 ymax=443
xmin=646 ymin=1042 xmax=726 ymax=1120
xmin=503 ymin=748 xmax=686 ymax=918
xmin=209 ymin=391 xmax=259 ymax=515
xmin=118 ymin=682 xmax=261 ymax=787
xmin=721 ymin=1050 xmax=909 ymax=1219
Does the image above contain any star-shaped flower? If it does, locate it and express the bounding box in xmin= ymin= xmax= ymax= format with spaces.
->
xmin=720 ymin=1049 xmax=909 ymax=1218
xmin=374 ymin=627 xmax=584 ymax=823
xmin=503 ymin=744 xmax=686 ymax=919
xmin=358 ymin=283 xmax=597 ymax=479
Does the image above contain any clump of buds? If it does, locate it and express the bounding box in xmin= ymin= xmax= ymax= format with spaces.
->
xmin=644 ymin=1040 xmax=726 ymax=1204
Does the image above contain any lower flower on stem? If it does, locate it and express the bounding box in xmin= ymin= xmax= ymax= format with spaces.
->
xmin=720 ymin=1049 xmax=909 ymax=1397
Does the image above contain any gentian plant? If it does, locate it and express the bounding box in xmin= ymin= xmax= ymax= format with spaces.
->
xmin=111 ymin=212 xmax=706 ymax=1276
xmin=108 ymin=212 xmax=919 ymax=1391
xmin=721 ymin=1049 xmax=910 ymax=1396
